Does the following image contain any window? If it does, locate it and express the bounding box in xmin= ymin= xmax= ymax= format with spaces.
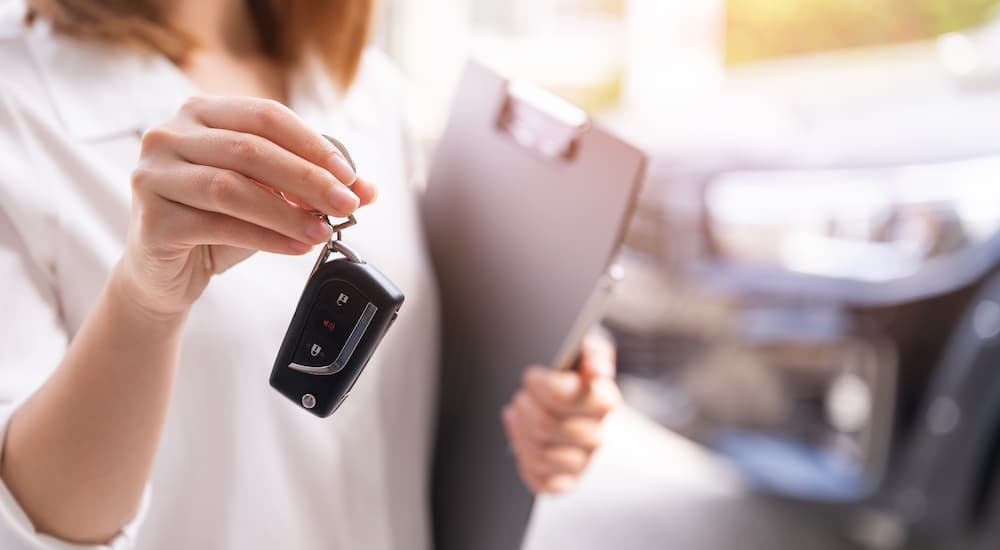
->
xmin=726 ymin=0 xmax=1000 ymax=65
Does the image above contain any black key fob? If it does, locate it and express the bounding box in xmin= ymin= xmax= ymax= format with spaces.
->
xmin=270 ymin=248 xmax=404 ymax=417
xmin=270 ymin=134 xmax=403 ymax=417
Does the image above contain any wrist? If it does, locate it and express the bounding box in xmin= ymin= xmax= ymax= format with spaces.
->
xmin=107 ymin=262 xmax=189 ymax=328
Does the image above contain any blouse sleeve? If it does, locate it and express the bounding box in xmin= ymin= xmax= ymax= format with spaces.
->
xmin=0 ymin=79 xmax=149 ymax=550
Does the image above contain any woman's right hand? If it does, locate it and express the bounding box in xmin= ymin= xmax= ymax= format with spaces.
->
xmin=117 ymin=95 xmax=377 ymax=318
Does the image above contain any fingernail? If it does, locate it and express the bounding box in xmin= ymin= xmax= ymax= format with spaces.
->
xmin=327 ymin=153 xmax=357 ymax=187
xmin=328 ymin=185 xmax=360 ymax=216
xmin=305 ymin=218 xmax=332 ymax=242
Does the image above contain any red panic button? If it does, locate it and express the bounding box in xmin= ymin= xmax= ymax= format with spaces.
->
xmin=322 ymin=319 xmax=336 ymax=332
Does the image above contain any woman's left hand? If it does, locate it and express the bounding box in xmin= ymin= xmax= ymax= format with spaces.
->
xmin=502 ymin=333 xmax=622 ymax=494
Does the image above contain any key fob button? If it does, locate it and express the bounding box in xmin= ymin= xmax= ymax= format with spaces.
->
xmin=292 ymin=281 xmax=370 ymax=368
xmin=319 ymin=282 xmax=365 ymax=317
xmin=293 ymin=329 xmax=333 ymax=367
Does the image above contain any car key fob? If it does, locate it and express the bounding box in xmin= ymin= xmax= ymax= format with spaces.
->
xmin=270 ymin=252 xmax=403 ymax=417
xmin=269 ymin=135 xmax=404 ymax=417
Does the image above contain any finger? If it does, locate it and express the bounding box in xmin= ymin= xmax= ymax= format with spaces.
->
xmin=502 ymin=410 xmax=555 ymax=488
xmin=504 ymin=410 xmax=589 ymax=495
xmin=142 ymin=163 xmax=333 ymax=245
xmin=518 ymin=452 xmax=578 ymax=495
xmin=523 ymin=367 xmax=620 ymax=418
xmin=544 ymin=415 xmax=604 ymax=451
xmin=250 ymin=182 xmax=318 ymax=213
xmin=509 ymin=391 xmax=603 ymax=449
xmin=502 ymin=405 xmax=531 ymax=455
xmin=281 ymin=177 xmax=374 ymax=211
xmin=509 ymin=441 xmax=582 ymax=495
xmin=503 ymin=407 xmax=591 ymax=475
xmin=513 ymin=454 xmax=546 ymax=494
xmin=147 ymin=200 xmax=313 ymax=255
xmin=179 ymin=96 xmax=357 ymax=186
xmin=579 ymin=332 xmax=616 ymax=381
xmin=502 ymin=408 xmax=543 ymax=494
xmin=171 ymin=127 xmax=360 ymax=217
xmin=538 ymin=473 xmax=578 ymax=494
xmin=534 ymin=445 xmax=591 ymax=477
xmin=503 ymin=406 xmax=546 ymax=472
xmin=181 ymin=97 xmax=377 ymax=210
xmin=510 ymin=390 xmax=558 ymax=444
xmin=351 ymin=176 xmax=378 ymax=207
xmin=522 ymin=366 xmax=582 ymax=415
xmin=280 ymin=192 xmax=308 ymax=209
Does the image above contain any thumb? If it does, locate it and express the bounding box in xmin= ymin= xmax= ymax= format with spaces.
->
xmin=578 ymin=333 xmax=616 ymax=382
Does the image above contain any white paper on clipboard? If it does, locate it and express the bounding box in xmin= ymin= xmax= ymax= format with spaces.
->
xmin=424 ymin=61 xmax=647 ymax=550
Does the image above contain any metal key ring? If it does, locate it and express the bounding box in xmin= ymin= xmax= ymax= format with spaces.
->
xmin=322 ymin=134 xmax=359 ymax=239
xmin=305 ymin=135 xmax=365 ymax=277
xmin=324 ymin=134 xmax=356 ymax=188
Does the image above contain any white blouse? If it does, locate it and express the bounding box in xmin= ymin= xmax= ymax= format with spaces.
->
xmin=0 ymin=2 xmax=440 ymax=549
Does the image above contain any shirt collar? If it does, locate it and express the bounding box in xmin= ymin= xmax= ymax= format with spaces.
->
xmin=23 ymin=16 xmax=379 ymax=141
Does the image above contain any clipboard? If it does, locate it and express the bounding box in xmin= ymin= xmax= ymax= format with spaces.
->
xmin=424 ymin=61 xmax=647 ymax=550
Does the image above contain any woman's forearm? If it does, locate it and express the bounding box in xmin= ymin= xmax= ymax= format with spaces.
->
xmin=0 ymin=264 xmax=187 ymax=544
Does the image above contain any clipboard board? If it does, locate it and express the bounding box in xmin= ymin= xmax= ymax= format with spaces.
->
xmin=424 ymin=61 xmax=647 ymax=550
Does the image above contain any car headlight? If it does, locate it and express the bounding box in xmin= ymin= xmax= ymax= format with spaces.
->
xmin=705 ymin=157 xmax=1000 ymax=283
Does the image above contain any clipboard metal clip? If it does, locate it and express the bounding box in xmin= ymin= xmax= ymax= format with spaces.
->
xmin=497 ymin=80 xmax=589 ymax=162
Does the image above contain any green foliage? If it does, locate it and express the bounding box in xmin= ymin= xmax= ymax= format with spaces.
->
xmin=726 ymin=0 xmax=1000 ymax=65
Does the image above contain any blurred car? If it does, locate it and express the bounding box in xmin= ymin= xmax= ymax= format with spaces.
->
xmin=605 ymin=16 xmax=1000 ymax=549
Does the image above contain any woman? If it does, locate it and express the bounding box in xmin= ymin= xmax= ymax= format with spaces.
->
xmin=0 ymin=1 xmax=621 ymax=549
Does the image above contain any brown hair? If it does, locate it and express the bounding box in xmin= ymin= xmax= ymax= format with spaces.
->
xmin=25 ymin=0 xmax=376 ymax=88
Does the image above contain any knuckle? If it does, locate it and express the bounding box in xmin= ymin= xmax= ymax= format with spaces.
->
xmin=513 ymin=391 xmax=531 ymax=410
xmin=592 ymin=401 xmax=614 ymax=418
xmin=299 ymin=162 xmax=335 ymax=190
xmin=313 ymin=138 xmax=338 ymax=161
xmin=206 ymin=170 xmax=241 ymax=208
xmin=521 ymin=368 xmax=533 ymax=387
xmin=180 ymin=95 xmax=208 ymax=115
xmin=523 ymin=366 xmax=543 ymax=388
xmin=600 ymin=385 xmax=624 ymax=413
xmin=580 ymin=434 xmax=602 ymax=453
xmin=228 ymin=134 xmax=261 ymax=160
xmin=139 ymin=127 xmax=177 ymax=154
xmin=249 ymin=98 xmax=285 ymax=126
xmin=130 ymin=162 xmax=157 ymax=194
xmin=582 ymin=425 xmax=605 ymax=450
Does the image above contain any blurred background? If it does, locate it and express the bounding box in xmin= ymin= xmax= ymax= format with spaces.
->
xmin=380 ymin=1 xmax=1000 ymax=549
